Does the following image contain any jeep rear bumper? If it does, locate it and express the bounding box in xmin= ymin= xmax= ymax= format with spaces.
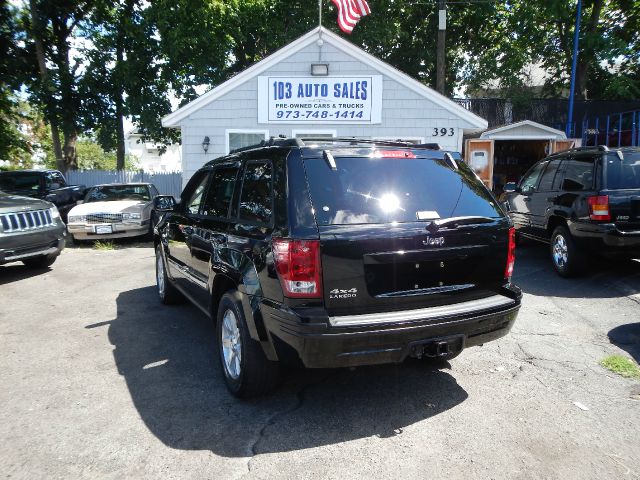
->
xmin=573 ymin=222 xmax=640 ymax=256
xmin=261 ymin=291 xmax=521 ymax=368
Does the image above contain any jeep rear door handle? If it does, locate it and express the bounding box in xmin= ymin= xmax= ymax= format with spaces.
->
xmin=547 ymin=196 xmax=557 ymax=202
xmin=523 ymin=197 xmax=531 ymax=202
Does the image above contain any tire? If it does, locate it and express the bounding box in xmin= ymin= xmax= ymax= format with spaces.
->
xmin=550 ymin=225 xmax=586 ymax=277
xmin=155 ymin=246 xmax=183 ymax=304
xmin=22 ymin=253 xmax=58 ymax=269
xmin=217 ymin=291 xmax=279 ymax=398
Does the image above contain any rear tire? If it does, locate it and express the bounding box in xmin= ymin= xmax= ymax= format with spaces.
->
xmin=155 ymin=246 xmax=183 ymax=304
xmin=550 ymin=225 xmax=585 ymax=277
xmin=22 ymin=253 xmax=57 ymax=269
xmin=217 ymin=291 xmax=279 ymax=398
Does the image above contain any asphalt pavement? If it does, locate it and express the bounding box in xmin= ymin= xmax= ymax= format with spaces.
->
xmin=1 ymin=241 xmax=639 ymax=479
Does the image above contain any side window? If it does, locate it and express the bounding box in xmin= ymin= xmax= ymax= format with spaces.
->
xmin=537 ymin=160 xmax=561 ymax=191
xmin=560 ymin=157 xmax=595 ymax=191
xmin=238 ymin=161 xmax=273 ymax=224
xmin=201 ymin=167 xmax=239 ymax=218
xmin=185 ymin=174 xmax=210 ymax=215
xmin=520 ymin=162 xmax=547 ymax=193
xmin=47 ymin=172 xmax=66 ymax=189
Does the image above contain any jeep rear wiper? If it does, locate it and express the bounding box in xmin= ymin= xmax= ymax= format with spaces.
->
xmin=427 ymin=216 xmax=497 ymax=233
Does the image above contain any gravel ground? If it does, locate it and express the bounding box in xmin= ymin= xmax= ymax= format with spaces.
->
xmin=1 ymin=241 xmax=639 ymax=479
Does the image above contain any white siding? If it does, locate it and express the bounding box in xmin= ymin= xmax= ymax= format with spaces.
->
xmin=179 ymin=41 xmax=478 ymax=187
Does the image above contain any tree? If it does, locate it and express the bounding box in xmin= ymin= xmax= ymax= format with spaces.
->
xmin=0 ymin=2 xmax=31 ymax=163
xmin=23 ymin=0 xmax=98 ymax=171
xmin=80 ymin=0 xmax=175 ymax=170
xmin=460 ymin=0 xmax=640 ymax=100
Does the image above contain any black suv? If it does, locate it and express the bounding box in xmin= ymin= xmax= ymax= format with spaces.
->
xmin=153 ymin=138 xmax=521 ymax=397
xmin=504 ymin=146 xmax=640 ymax=276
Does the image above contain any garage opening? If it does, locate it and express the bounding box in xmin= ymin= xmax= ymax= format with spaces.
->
xmin=492 ymin=139 xmax=548 ymax=195
xmin=464 ymin=120 xmax=573 ymax=196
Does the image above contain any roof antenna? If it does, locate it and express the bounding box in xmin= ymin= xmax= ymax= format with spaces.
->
xmin=444 ymin=152 xmax=458 ymax=170
xmin=323 ymin=150 xmax=337 ymax=170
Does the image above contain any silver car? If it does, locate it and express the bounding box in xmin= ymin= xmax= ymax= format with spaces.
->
xmin=66 ymin=183 xmax=159 ymax=241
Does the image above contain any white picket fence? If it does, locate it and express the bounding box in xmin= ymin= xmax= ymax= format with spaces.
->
xmin=66 ymin=170 xmax=183 ymax=198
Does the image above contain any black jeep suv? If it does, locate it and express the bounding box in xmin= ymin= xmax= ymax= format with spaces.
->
xmin=153 ymin=138 xmax=521 ymax=397
xmin=503 ymin=146 xmax=640 ymax=277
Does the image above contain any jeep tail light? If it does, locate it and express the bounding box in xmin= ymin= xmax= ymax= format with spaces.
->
xmin=587 ymin=195 xmax=611 ymax=221
xmin=272 ymin=239 xmax=322 ymax=298
xmin=505 ymin=227 xmax=516 ymax=280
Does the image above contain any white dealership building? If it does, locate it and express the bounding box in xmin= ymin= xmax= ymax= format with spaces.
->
xmin=162 ymin=26 xmax=487 ymax=187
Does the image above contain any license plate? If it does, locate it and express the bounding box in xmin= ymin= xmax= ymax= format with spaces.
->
xmin=95 ymin=225 xmax=113 ymax=234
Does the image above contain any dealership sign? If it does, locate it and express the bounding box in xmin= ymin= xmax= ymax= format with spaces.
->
xmin=258 ymin=76 xmax=382 ymax=124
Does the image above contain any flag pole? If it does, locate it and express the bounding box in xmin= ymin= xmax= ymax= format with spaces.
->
xmin=318 ymin=0 xmax=323 ymax=61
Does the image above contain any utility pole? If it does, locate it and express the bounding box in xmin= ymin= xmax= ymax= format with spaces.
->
xmin=566 ymin=0 xmax=582 ymax=138
xmin=436 ymin=0 xmax=446 ymax=95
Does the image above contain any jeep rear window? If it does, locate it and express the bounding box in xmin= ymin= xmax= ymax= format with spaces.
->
xmin=303 ymin=156 xmax=503 ymax=225
xmin=606 ymin=152 xmax=640 ymax=189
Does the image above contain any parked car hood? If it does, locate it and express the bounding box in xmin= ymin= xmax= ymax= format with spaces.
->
xmin=0 ymin=192 xmax=53 ymax=213
xmin=69 ymin=200 xmax=148 ymax=215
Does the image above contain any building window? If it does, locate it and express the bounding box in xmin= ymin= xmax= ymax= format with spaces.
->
xmin=292 ymin=129 xmax=337 ymax=140
xmin=226 ymin=130 xmax=269 ymax=154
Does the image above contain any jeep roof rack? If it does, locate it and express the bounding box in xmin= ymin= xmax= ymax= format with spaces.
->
xmin=550 ymin=145 xmax=610 ymax=156
xmin=228 ymin=136 xmax=442 ymax=154
xmin=299 ymin=137 xmax=441 ymax=150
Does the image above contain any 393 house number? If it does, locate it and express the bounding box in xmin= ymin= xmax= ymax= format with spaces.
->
xmin=433 ymin=128 xmax=455 ymax=137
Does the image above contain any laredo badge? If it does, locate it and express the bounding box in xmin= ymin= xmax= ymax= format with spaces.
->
xmin=329 ymin=288 xmax=358 ymax=299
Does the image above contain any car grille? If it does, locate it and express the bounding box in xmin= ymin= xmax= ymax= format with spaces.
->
xmin=0 ymin=209 xmax=53 ymax=233
xmin=86 ymin=213 xmax=123 ymax=224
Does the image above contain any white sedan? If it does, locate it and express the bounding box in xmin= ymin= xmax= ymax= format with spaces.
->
xmin=66 ymin=183 xmax=160 ymax=241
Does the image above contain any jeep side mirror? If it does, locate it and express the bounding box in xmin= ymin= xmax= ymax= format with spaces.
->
xmin=153 ymin=195 xmax=177 ymax=211
xmin=503 ymin=182 xmax=518 ymax=193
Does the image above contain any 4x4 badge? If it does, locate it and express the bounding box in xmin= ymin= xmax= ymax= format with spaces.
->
xmin=329 ymin=288 xmax=358 ymax=299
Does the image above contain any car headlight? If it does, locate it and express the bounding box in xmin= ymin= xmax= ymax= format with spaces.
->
xmin=50 ymin=206 xmax=61 ymax=220
xmin=122 ymin=212 xmax=142 ymax=220
xmin=68 ymin=215 xmax=86 ymax=223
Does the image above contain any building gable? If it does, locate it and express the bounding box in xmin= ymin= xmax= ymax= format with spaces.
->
xmin=480 ymin=120 xmax=567 ymax=140
xmin=162 ymin=27 xmax=486 ymax=130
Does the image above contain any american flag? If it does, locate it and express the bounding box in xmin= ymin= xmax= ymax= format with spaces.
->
xmin=331 ymin=0 xmax=371 ymax=34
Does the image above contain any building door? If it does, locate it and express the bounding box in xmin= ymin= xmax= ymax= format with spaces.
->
xmin=552 ymin=139 xmax=578 ymax=154
xmin=464 ymin=139 xmax=494 ymax=189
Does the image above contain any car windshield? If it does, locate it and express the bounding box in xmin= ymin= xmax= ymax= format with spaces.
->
xmin=606 ymin=152 xmax=640 ymax=189
xmin=0 ymin=172 xmax=41 ymax=193
xmin=304 ymin=155 xmax=503 ymax=225
xmin=85 ymin=185 xmax=150 ymax=202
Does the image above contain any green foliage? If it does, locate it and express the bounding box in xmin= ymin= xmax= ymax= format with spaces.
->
xmin=75 ymin=139 xmax=138 ymax=170
xmin=0 ymin=92 xmax=30 ymax=165
xmin=93 ymin=240 xmax=117 ymax=251
xmin=600 ymin=355 xmax=640 ymax=379
xmin=461 ymin=0 xmax=640 ymax=99
xmin=1 ymin=0 xmax=639 ymax=163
